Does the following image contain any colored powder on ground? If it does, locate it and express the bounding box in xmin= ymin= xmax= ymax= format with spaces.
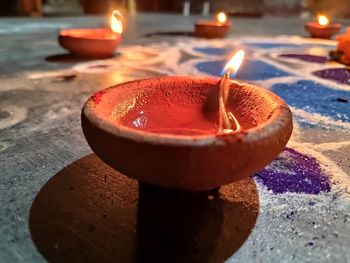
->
xmin=279 ymin=54 xmax=328 ymax=64
xmin=255 ymin=148 xmax=331 ymax=194
xmin=313 ymin=68 xmax=350 ymax=85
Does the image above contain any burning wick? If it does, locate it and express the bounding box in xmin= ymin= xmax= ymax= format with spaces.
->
xmin=216 ymin=12 xmax=227 ymax=25
xmin=317 ymin=14 xmax=329 ymax=26
xmin=111 ymin=10 xmax=123 ymax=34
xmin=218 ymin=49 xmax=245 ymax=135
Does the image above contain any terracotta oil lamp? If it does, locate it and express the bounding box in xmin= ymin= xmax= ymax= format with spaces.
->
xmin=305 ymin=14 xmax=341 ymax=39
xmin=81 ymin=50 xmax=293 ymax=191
xmin=195 ymin=12 xmax=232 ymax=38
xmin=59 ymin=10 xmax=123 ymax=58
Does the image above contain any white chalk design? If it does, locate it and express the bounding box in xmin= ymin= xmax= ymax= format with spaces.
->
xmin=0 ymin=105 xmax=27 ymax=130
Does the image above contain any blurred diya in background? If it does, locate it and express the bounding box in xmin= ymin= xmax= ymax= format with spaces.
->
xmin=330 ymin=28 xmax=350 ymax=65
xmin=81 ymin=50 xmax=293 ymax=191
xmin=195 ymin=12 xmax=232 ymax=38
xmin=305 ymin=14 xmax=341 ymax=39
xmin=59 ymin=10 xmax=123 ymax=58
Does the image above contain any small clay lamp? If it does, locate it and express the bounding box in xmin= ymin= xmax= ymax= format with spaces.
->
xmin=330 ymin=28 xmax=350 ymax=65
xmin=59 ymin=10 xmax=123 ymax=58
xmin=81 ymin=50 xmax=293 ymax=191
xmin=305 ymin=14 xmax=341 ymax=39
xmin=195 ymin=12 xmax=232 ymax=38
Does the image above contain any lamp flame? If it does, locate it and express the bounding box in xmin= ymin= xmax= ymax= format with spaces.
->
xmin=318 ymin=14 xmax=329 ymax=26
xmin=222 ymin=49 xmax=245 ymax=76
xmin=218 ymin=49 xmax=245 ymax=135
xmin=216 ymin=12 xmax=227 ymax=25
xmin=111 ymin=10 xmax=123 ymax=34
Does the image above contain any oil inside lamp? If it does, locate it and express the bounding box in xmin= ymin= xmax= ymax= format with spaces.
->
xmin=218 ymin=49 xmax=245 ymax=135
xmin=111 ymin=10 xmax=123 ymax=34
xmin=216 ymin=12 xmax=227 ymax=25
xmin=317 ymin=14 xmax=329 ymax=27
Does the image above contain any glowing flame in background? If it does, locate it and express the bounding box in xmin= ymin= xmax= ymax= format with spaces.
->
xmin=317 ymin=14 xmax=329 ymax=26
xmin=216 ymin=12 xmax=227 ymax=25
xmin=222 ymin=49 xmax=245 ymax=77
xmin=111 ymin=10 xmax=123 ymax=34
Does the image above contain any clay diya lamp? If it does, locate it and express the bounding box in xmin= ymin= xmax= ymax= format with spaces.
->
xmin=81 ymin=51 xmax=293 ymax=191
xmin=330 ymin=28 xmax=350 ymax=65
xmin=305 ymin=14 xmax=341 ymax=39
xmin=195 ymin=12 xmax=232 ymax=38
xmin=59 ymin=10 xmax=123 ymax=58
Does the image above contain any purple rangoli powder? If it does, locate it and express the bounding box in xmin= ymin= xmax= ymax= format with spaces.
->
xmin=313 ymin=68 xmax=350 ymax=85
xmin=255 ymin=148 xmax=331 ymax=194
xmin=279 ymin=54 xmax=328 ymax=64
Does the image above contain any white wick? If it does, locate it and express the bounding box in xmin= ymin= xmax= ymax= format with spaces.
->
xmin=218 ymin=71 xmax=241 ymax=135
